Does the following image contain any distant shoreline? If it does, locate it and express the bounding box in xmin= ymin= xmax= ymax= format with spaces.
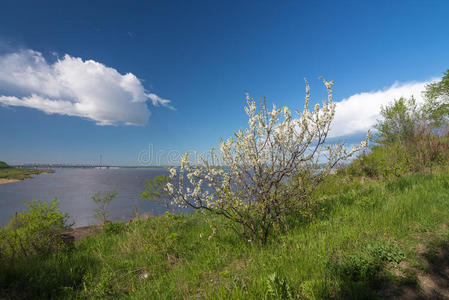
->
xmin=0 ymin=169 xmax=54 ymax=185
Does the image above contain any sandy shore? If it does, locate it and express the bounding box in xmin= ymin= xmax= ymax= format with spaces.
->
xmin=0 ymin=179 xmax=20 ymax=184
xmin=38 ymin=170 xmax=54 ymax=174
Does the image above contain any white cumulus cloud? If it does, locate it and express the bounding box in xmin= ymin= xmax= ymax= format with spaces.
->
xmin=330 ymin=80 xmax=434 ymax=138
xmin=0 ymin=49 xmax=174 ymax=125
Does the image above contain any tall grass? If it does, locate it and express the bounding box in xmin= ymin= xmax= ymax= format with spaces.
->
xmin=2 ymin=171 xmax=449 ymax=299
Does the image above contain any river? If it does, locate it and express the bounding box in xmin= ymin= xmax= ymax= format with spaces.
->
xmin=0 ymin=168 xmax=169 ymax=227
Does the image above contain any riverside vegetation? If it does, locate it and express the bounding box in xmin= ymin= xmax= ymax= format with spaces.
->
xmin=0 ymin=161 xmax=54 ymax=182
xmin=1 ymin=72 xmax=449 ymax=299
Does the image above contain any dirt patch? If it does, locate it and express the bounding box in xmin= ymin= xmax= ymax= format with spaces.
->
xmin=384 ymin=245 xmax=449 ymax=299
xmin=61 ymin=225 xmax=102 ymax=243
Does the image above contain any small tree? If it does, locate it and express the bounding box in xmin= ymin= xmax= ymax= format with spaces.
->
xmin=424 ymin=69 xmax=449 ymax=127
xmin=370 ymin=92 xmax=449 ymax=175
xmin=92 ymin=190 xmax=117 ymax=224
xmin=166 ymin=79 xmax=367 ymax=244
xmin=374 ymin=97 xmax=421 ymax=145
xmin=141 ymin=175 xmax=175 ymax=212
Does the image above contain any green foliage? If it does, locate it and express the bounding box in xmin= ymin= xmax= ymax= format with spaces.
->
xmin=103 ymin=221 xmax=127 ymax=235
xmin=141 ymin=174 xmax=173 ymax=211
xmin=141 ymin=174 xmax=169 ymax=200
xmin=375 ymin=96 xmax=420 ymax=145
xmin=0 ymin=167 xmax=54 ymax=180
xmin=91 ymin=190 xmax=117 ymax=224
xmin=345 ymin=97 xmax=423 ymax=178
xmin=332 ymin=240 xmax=405 ymax=299
xmin=265 ymin=272 xmax=297 ymax=299
xmin=424 ymin=69 xmax=449 ymax=126
xmin=1 ymin=198 xmax=70 ymax=260
xmin=425 ymin=69 xmax=449 ymax=101
xmin=345 ymin=90 xmax=449 ymax=178
xmin=346 ymin=135 xmax=449 ymax=178
xmin=343 ymin=144 xmax=413 ymax=178
xmin=0 ymin=161 xmax=10 ymax=169
xmin=366 ymin=242 xmax=405 ymax=264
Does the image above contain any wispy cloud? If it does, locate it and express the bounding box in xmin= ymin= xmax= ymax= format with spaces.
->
xmin=0 ymin=49 xmax=174 ymax=125
xmin=330 ymin=80 xmax=435 ymax=138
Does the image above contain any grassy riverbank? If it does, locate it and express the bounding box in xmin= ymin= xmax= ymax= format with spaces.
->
xmin=0 ymin=161 xmax=54 ymax=183
xmin=2 ymin=170 xmax=449 ymax=299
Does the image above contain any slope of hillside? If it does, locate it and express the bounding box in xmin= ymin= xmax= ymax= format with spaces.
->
xmin=2 ymin=170 xmax=449 ymax=299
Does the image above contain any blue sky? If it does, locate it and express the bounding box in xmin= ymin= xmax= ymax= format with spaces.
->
xmin=0 ymin=0 xmax=449 ymax=165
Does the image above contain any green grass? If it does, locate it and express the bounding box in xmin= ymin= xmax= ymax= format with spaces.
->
xmin=0 ymin=167 xmax=54 ymax=180
xmin=2 ymin=171 xmax=449 ymax=299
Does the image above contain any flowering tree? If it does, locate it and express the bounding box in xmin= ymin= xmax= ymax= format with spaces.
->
xmin=166 ymin=79 xmax=368 ymax=243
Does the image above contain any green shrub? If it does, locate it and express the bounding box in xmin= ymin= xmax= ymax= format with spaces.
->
xmin=343 ymin=136 xmax=449 ymax=178
xmin=265 ymin=272 xmax=297 ymax=299
xmin=331 ymin=241 xmax=405 ymax=299
xmin=423 ymin=69 xmax=449 ymax=127
xmin=0 ymin=161 xmax=10 ymax=169
xmin=103 ymin=221 xmax=127 ymax=235
xmin=334 ymin=241 xmax=405 ymax=283
xmin=141 ymin=174 xmax=177 ymax=212
xmin=343 ymin=144 xmax=413 ymax=178
xmin=1 ymin=198 xmax=71 ymax=260
xmin=374 ymin=97 xmax=420 ymax=145
xmin=342 ymin=90 xmax=449 ymax=179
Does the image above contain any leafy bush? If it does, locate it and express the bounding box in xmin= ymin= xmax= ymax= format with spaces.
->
xmin=343 ymin=144 xmax=413 ymax=178
xmin=103 ymin=221 xmax=127 ymax=235
xmin=0 ymin=161 xmax=10 ymax=169
xmin=344 ymin=136 xmax=449 ymax=178
xmin=336 ymin=241 xmax=404 ymax=280
xmin=333 ymin=241 xmax=405 ymax=298
xmin=424 ymin=69 xmax=449 ymax=127
xmin=141 ymin=174 xmax=178 ymax=213
xmin=265 ymin=272 xmax=297 ymax=299
xmin=374 ymin=97 xmax=421 ymax=145
xmin=1 ymin=198 xmax=71 ymax=260
xmin=366 ymin=242 xmax=405 ymax=264
xmin=343 ymin=90 xmax=449 ymax=178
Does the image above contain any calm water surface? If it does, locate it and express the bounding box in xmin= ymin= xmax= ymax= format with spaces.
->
xmin=0 ymin=168 xmax=169 ymax=227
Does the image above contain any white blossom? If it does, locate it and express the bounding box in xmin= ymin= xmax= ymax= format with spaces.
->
xmin=165 ymin=79 xmax=368 ymax=243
